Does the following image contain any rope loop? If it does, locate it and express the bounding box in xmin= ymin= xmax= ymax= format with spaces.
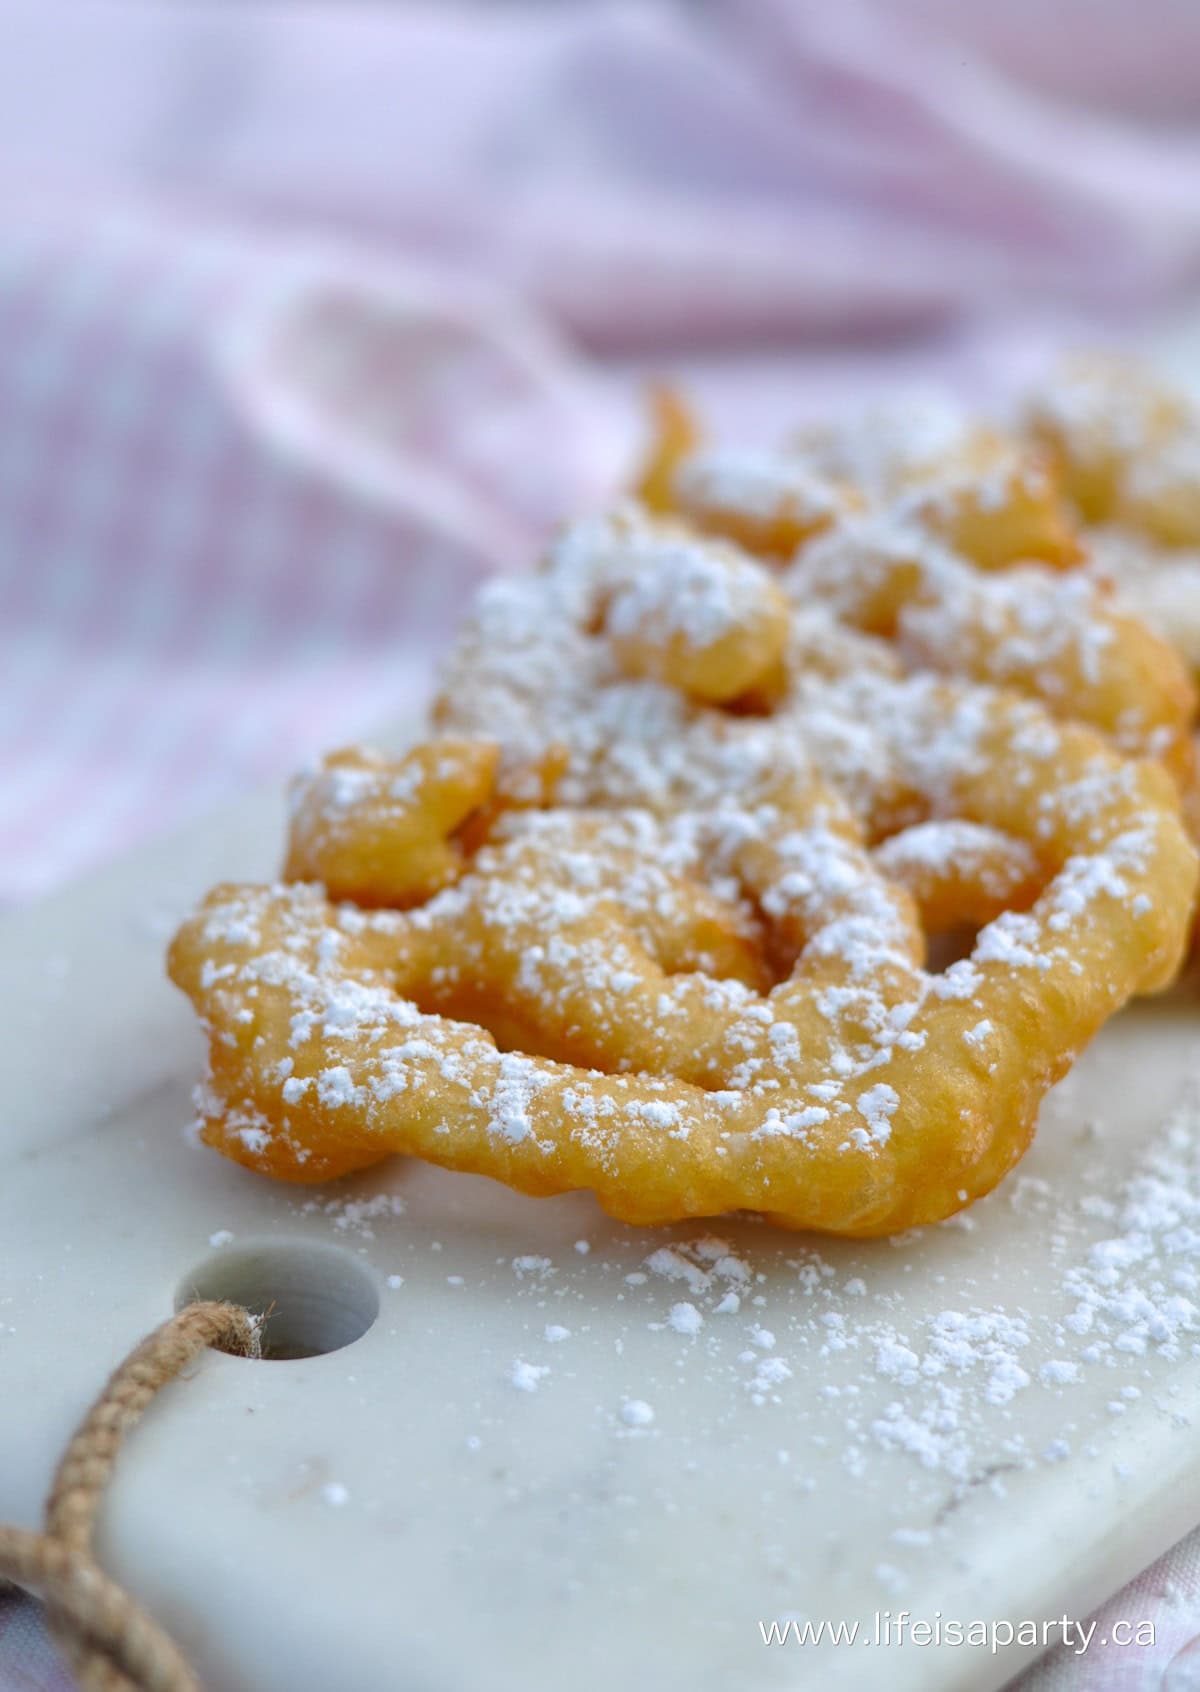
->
xmin=0 ymin=1301 xmax=258 ymax=1692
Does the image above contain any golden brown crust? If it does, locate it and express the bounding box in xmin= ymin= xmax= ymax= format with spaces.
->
xmin=169 ymin=378 xmax=1200 ymax=1234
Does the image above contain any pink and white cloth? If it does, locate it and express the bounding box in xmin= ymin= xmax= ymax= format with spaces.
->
xmin=5 ymin=1 xmax=1200 ymax=1686
xmin=6 ymin=0 xmax=1200 ymax=899
xmin=0 ymin=199 xmax=631 ymax=900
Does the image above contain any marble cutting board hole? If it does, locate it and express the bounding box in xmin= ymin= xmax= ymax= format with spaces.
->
xmin=175 ymin=1237 xmax=381 ymax=1360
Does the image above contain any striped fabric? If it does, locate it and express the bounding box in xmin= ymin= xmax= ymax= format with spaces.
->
xmin=0 ymin=199 xmax=627 ymax=902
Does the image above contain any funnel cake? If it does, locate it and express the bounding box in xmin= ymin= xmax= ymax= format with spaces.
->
xmin=170 ymin=494 xmax=1198 ymax=1236
xmin=1024 ymin=355 xmax=1200 ymax=684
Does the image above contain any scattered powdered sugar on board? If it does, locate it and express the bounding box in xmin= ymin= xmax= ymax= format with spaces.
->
xmin=258 ymin=1037 xmax=1200 ymax=1601
xmin=509 ymin=1360 xmax=550 ymax=1393
xmin=644 ymin=1236 xmax=752 ymax=1297
xmin=298 ymin=1191 xmax=406 ymax=1239
xmin=480 ymin=1064 xmax=1200 ymax=1519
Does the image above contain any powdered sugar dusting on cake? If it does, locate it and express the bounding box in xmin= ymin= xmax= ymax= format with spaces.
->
xmin=675 ymin=445 xmax=847 ymax=527
xmin=173 ymin=493 xmax=1190 ymax=1221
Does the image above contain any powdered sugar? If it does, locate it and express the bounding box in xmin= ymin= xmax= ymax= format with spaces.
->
xmin=667 ymin=1301 xmax=704 ymax=1336
xmin=675 ymin=445 xmax=847 ymax=531
xmin=509 ymin=1360 xmax=550 ymax=1393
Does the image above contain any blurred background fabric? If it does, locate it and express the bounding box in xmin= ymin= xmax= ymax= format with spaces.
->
xmin=4 ymin=0 xmax=1200 ymax=348
xmin=0 ymin=198 xmax=626 ymax=900
xmin=4 ymin=1 xmax=1200 ymax=1686
xmin=7 ymin=0 xmax=1200 ymax=901
xmin=7 ymin=0 xmax=1200 ymax=904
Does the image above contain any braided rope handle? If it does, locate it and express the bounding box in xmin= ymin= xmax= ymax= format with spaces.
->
xmin=0 ymin=1301 xmax=259 ymax=1692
